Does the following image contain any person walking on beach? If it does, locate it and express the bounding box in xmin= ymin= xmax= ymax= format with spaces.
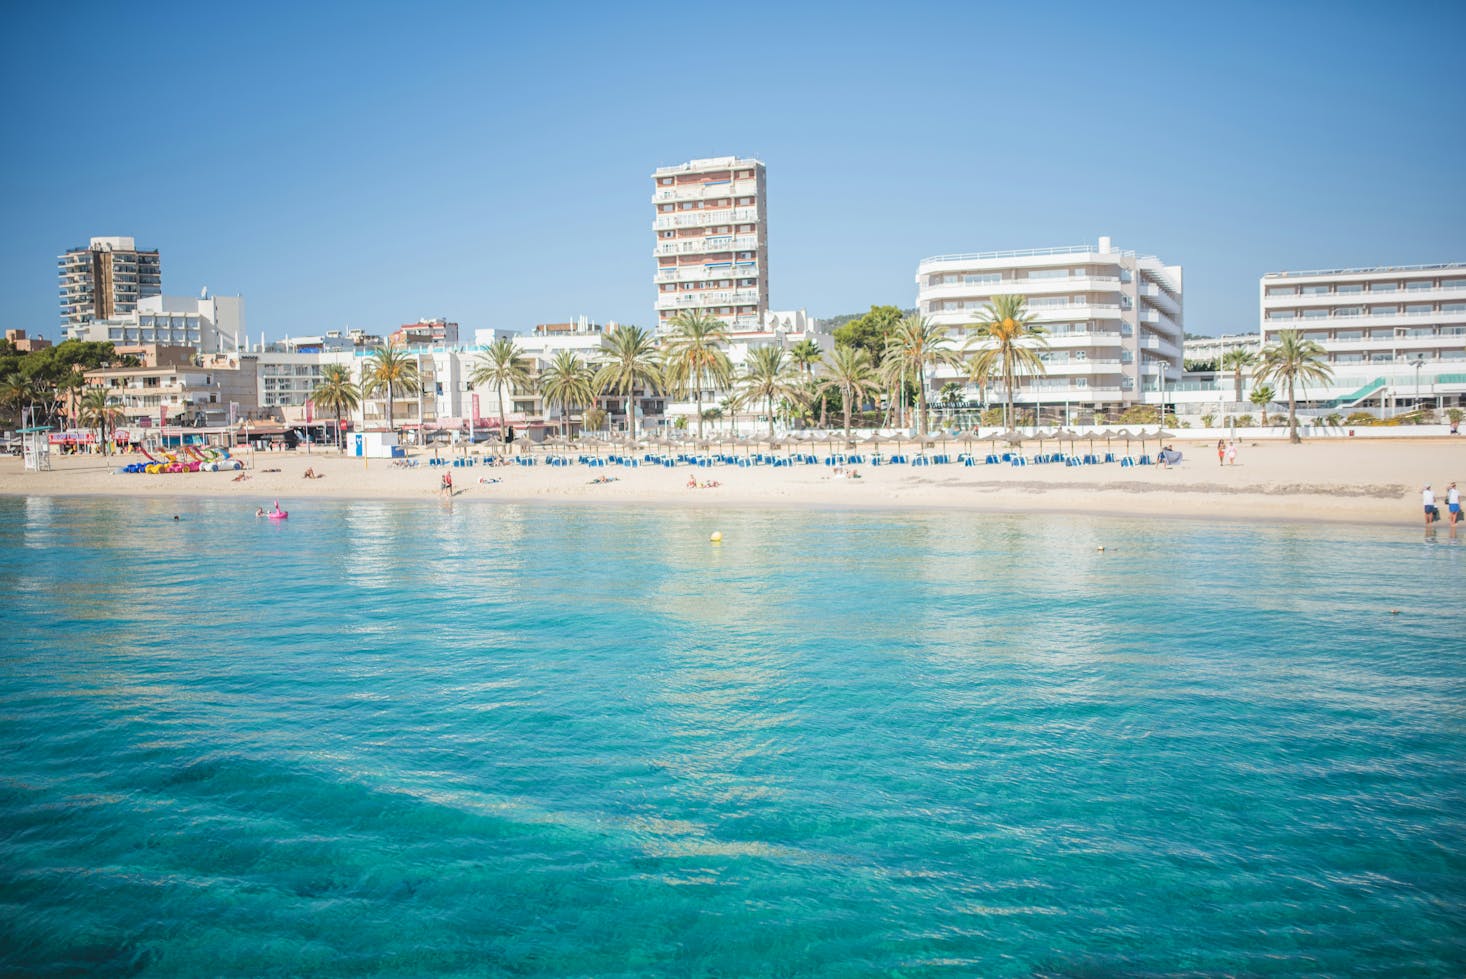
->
xmin=441 ymin=470 xmax=453 ymax=498
xmin=1225 ymin=440 xmax=1238 ymax=466
xmin=1447 ymin=481 xmax=1460 ymax=526
xmin=1423 ymin=485 xmax=1437 ymax=526
xmin=1217 ymin=439 xmax=1225 ymax=467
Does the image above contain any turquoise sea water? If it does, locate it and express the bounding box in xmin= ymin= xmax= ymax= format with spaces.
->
xmin=2 ymin=495 xmax=1464 ymax=977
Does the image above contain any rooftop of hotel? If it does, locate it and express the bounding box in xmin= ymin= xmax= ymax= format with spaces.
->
xmin=1263 ymin=261 xmax=1466 ymax=279
xmin=651 ymin=156 xmax=764 ymax=175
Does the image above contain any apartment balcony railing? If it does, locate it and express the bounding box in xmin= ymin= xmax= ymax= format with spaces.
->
xmin=1265 ymin=283 xmax=1466 ymax=303
xmin=652 ymin=207 xmax=759 ymax=230
xmin=656 ymin=289 xmax=761 ymax=308
xmin=650 ymin=179 xmax=758 ymax=204
xmin=920 ymin=276 xmax=1124 ymax=299
xmin=654 ymin=235 xmax=760 ymax=257
xmin=655 ymin=264 xmax=759 ymax=283
xmin=1267 ymin=310 xmax=1466 ymax=330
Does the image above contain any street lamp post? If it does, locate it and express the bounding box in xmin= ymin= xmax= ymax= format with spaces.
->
xmin=1413 ymin=355 xmax=1424 ymax=409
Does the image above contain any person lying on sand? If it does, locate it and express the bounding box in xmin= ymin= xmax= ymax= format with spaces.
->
xmin=232 ymin=472 xmax=251 ymax=482
xmin=589 ymin=476 xmax=619 ymax=485
xmin=302 ymin=467 xmax=323 ymax=479
xmin=478 ymin=476 xmax=501 ymax=485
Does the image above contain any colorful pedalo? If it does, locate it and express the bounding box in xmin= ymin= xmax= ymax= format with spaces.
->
xmin=118 ymin=448 xmax=242 ymax=474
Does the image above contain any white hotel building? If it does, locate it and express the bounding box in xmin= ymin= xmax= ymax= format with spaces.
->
xmin=1259 ymin=263 xmax=1466 ymax=411
xmin=916 ymin=237 xmax=1183 ymax=416
xmin=652 ymin=156 xmax=768 ymax=332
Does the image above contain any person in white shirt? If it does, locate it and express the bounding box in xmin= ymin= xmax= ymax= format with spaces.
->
xmin=1447 ymin=481 xmax=1461 ymax=527
xmin=1423 ymin=485 xmax=1437 ymax=526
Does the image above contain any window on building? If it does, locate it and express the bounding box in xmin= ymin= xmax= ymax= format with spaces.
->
xmin=1406 ymin=304 xmax=1432 ymax=314
xmin=1443 ymin=279 xmax=1466 ymax=288
xmin=1335 ymin=284 xmax=1363 ymax=294
xmin=1371 ymin=282 xmax=1397 ymax=292
xmin=1406 ymin=280 xmax=1433 ymax=290
xmin=1333 ymin=307 xmax=1361 ymax=317
xmin=661 ymin=177 xmax=673 ymax=185
xmin=963 ymin=273 xmax=1001 ymax=285
xmin=1370 ymin=306 xmax=1397 ymax=315
xmin=1301 ymin=285 xmax=1330 ymax=294
xmin=1028 ymin=268 xmax=1071 ymax=280
xmin=1302 ymin=309 xmax=1328 ymax=318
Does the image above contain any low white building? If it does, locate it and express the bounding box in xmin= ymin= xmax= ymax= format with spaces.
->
xmin=1259 ymin=262 xmax=1466 ymax=413
xmin=915 ymin=237 xmax=1184 ymax=418
xmin=68 ymin=291 xmax=244 ymax=354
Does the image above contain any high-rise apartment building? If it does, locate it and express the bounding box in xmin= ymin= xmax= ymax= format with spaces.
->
xmin=58 ymin=236 xmax=162 ymax=336
xmin=915 ymin=237 xmax=1183 ymax=413
xmin=652 ymin=156 xmax=768 ymax=332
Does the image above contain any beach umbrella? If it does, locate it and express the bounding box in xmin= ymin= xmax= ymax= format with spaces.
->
xmin=1112 ymin=428 xmax=1134 ymax=453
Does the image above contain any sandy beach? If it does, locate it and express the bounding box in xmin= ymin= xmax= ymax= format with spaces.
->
xmin=2 ymin=436 xmax=1462 ymax=527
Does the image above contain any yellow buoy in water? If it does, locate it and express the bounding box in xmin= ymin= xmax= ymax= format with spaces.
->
xmin=709 ymin=531 xmax=723 ymax=543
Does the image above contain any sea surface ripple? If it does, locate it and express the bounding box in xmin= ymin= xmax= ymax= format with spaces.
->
xmin=2 ymin=496 xmax=1464 ymax=976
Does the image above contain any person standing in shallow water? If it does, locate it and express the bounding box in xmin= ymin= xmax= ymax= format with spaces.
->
xmin=1423 ymin=485 xmax=1437 ymax=527
xmin=1226 ymin=440 xmax=1238 ymax=466
xmin=1217 ymin=439 xmax=1225 ymax=466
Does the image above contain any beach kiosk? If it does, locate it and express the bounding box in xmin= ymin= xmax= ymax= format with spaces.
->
xmin=351 ymin=430 xmax=405 ymax=459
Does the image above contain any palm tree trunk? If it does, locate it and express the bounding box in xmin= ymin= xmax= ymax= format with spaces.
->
xmin=767 ymin=395 xmax=775 ymax=439
xmin=1288 ymin=377 xmax=1300 ymax=444
xmin=916 ymin=374 xmax=928 ymax=437
xmin=1234 ymin=369 xmax=1243 ymax=405
xmin=694 ymin=370 xmax=703 ymax=439
xmin=628 ymin=386 xmax=637 ymax=441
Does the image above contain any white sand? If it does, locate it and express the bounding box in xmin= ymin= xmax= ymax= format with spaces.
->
xmin=1 ymin=437 xmax=1461 ymax=526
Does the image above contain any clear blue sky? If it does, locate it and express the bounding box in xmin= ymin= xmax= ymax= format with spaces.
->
xmin=3 ymin=0 xmax=1463 ymax=342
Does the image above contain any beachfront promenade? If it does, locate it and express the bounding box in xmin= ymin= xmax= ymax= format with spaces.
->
xmin=2 ymin=432 xmax=1459 ymax=528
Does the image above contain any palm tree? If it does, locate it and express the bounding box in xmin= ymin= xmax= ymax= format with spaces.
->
xmin=1249 ymin=383 xmax=1276 ymax=427
xmin=78 ymin=386 xmax=123 ymax=455
xmin=0 ymin=373 xmax=37 ymax=426
xmin=786 ymin=337 xmax=827 ymax=430
xmin=54 ymin=370 xmax=87 ymax=428
xmin=311 ymin=364 xmax=360 ymax=451
xmin=361 ymin=346 xmax=421 ymax=437
xmin=1256 ymin=330 xmax=1333 ymax=443
xmin=1220 ymin=348 xmax=1256 ymax=406
xmin=883 ymin=314 xmax=961 ymax=436
xmin=469 ymin=337 xmax=535 ymax=440
xmin=661 ymin=311 xmax=733 ymax=439
xmin=738 ymin=345 xmax=797 ymax=439
xmin=816 ymin=345 xmax=880 ymax=438
xmin=593 ymin=325 xmax=661 ymax=440
xmin=964 ymin=295 xmax=1048 ymax=429
xmin=538 ymin=350 xmax=597 ymax=437
xmin=789 ymin=338 xmax=823 ymax=378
